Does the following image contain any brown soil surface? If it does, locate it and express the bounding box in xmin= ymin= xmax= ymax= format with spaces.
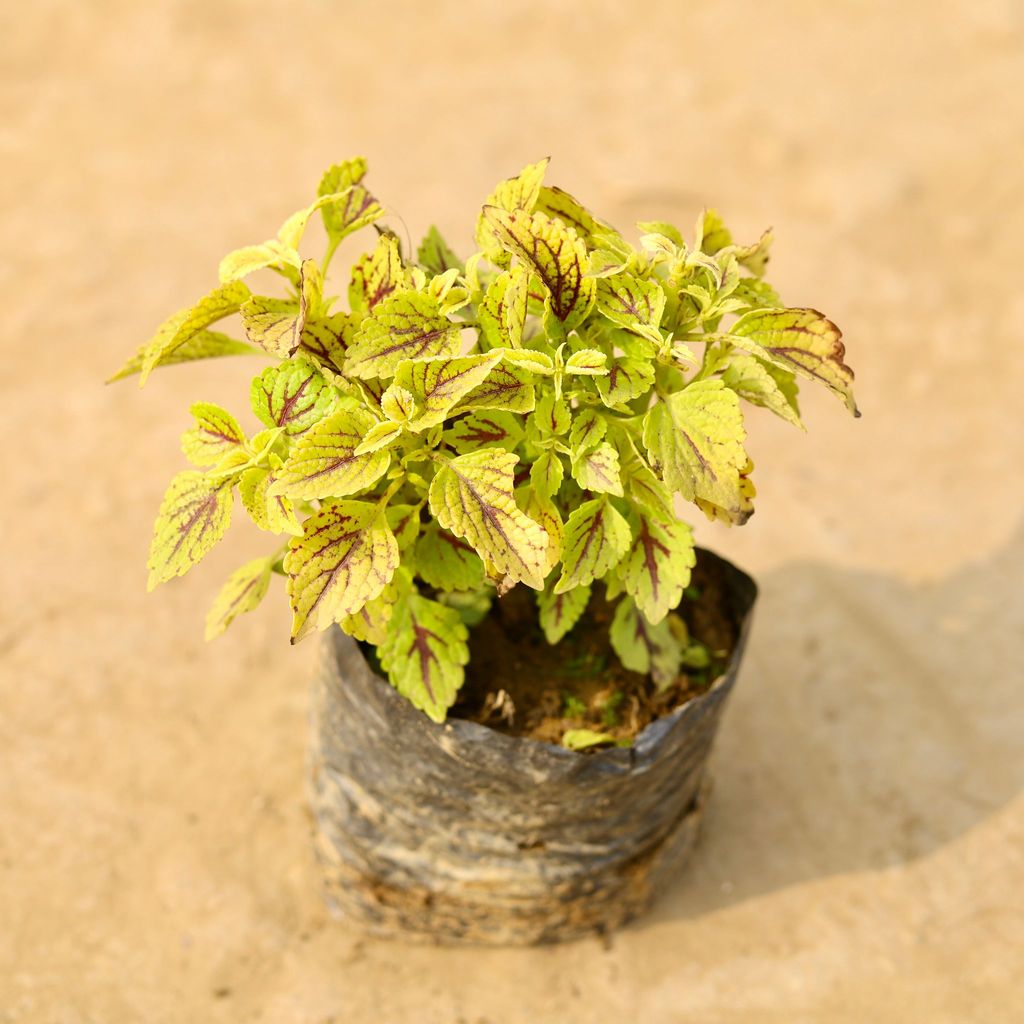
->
xmin=4 ymin=3 xmax=1024 ymax=1022
xmin=454 ymin=553 xmax=737 ymax=745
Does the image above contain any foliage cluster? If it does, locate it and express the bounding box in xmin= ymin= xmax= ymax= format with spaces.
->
xmin=113 ymin=158 xmax=856 ymax=724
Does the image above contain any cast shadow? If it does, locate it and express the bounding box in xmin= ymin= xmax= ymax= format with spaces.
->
xmin=643 ymin=524 xmax=1023 ymax=923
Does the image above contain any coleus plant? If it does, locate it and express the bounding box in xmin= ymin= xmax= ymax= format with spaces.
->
xmin=112 ymin=157 xmax=856 ymax=726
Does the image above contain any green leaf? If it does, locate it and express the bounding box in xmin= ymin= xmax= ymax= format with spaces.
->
xmin=564 ymin=349 xmax=608 ymax=376
xmin=354 ymin=420 xmax=404 ymax=455
xmin=392 ymin=353 xmax=502 ymax=430
xmin=530 ymin=450 xmax=564 ymax=499
xmin=385 ymin=504 xmax=422 ymax=550
xmin=219 ymin=240 xmax=301 ymax=284
xmin=642 ymin=379 xmax=751 ymax=523
xmin=181 ymin=402 xmax=246 ymax=467
xmin=349 ymin=235 xmax=406 ymax=316
xmin=478 ymin=266 xmax=528 ymax=350
xmin=571 ymin=442 xmax=623 ymax=496
xmin=345 ymin=290 xmax=461 ymax=379
xmin=414 ymin=524 xmax=486 ymax=592
xmin=519 ymin=487 xmax=564 ymax=573
xmin=595 ymin=357 xmax=656 ymax=408
xmin=728 ymin=227 xmax=773 ymax=276
xmin=537 ymin=582 xmax=590 ymax=644
xmin=620 ymin=445 xmax=675 ymax=520
xmin=695 ymin=209 xmax=733 ymax=254
xmin=239 ymin=457 xmax=303 ymax=536
xmin=719 ymin=351 xmax=803 ymax=429
xmin=475 ymin=157 xmax=550 ymax=262
xmin=428 ymin=449 xmax=549 ymax=589
xmin=317 ymin=157 xmax=383 ymax=243
xmin=532 ymin=394 xmax=571 ymax=437
xmin=499 ymin=348 xmax=556 ymax=376
xmin=617 ymin=513 xmax=695 ymax=624
xmin=138 ymin=282 xmax=251 ymax=386
xmin=554 ymin=498 xmax=631 ymax=594
xmin=417 ymin=225 xmax=461 ymax=276
xmin=595 ymin=272 xmax=665 ymax=344
xmin=444 ymin=411 xmax=524 ymax=454
xmin=729 ymin=307 xmax=857 ymax=415
xmin=568 ymin=408 xmax=606 ymax=453
xmin=340 ymin=582 xmax=401 ymax=645
xmin=298 ymin=312 xmax=352 ymax=371
xmin=609 ymin=598 xmax=682 ymax=689
xmin=108 ymin=329 xmax=259 ymax=383
xmin=562 ymin=728 xmax=617 ymax=751
xmin=451 ymin=363 xmax=536 ymax=414
xmin=240 ymin=259 xmax=320 ymax=359
xmin=379 ymin=593 xmax=469 ymax=723
xmin=284 ymin=499 xmax=398 ymax=642
xmin=147 ymin=471 xmax=234 ymax=590
xmin=272 ymin=408 xmax=391 ymax=500
xmin=205 ymin=556 xmax=274 ymax=640
xmin=535 ymin=185 xmax=606 ymax=245
xmin=380 ymin=383 xmax=416 ymax=423
xmin=250 ymin=358 xmax=338 ymax=437
xmin=482 ymin=207 xmax=596 ymax=330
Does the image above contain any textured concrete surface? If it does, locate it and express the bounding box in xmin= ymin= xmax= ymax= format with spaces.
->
xmin=2 ymin=1 xmax=1022 ymax=1021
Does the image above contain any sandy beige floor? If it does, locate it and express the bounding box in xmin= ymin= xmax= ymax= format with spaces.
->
xmin=2 ymin=1 xmax=1023 ymax=1021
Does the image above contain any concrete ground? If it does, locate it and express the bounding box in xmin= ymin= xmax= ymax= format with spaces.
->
xmin=2 ymin=1 xmax=1022 ymax=1021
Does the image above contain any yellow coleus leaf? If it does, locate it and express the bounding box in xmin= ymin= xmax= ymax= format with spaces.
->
xmin=729 ymin=307 xmax=857 ymax=416
xmin=609 ymin=597 xmax=682 ymax=690
xmin=475 ymin=157 xmax=550 ymax=263
xmin=240 ymin=259 xmax=321 ymax=359
xmin=570 ymin=442 xmax=623 ymax=497
xmin=250 ymin=357 xmax=339 ymax=437
xmin=298 ymin=312 xmax=352 ymax=372
xmin=416 ymin=225 xmax=461 ymax=276
xmin=205 ymin=556 xmax=275 ymax=640
xmin=277 ymin=185 xmax=380 ymax=251
xmin=519 ymin=487 xmax=563 ymax=572
xmin=642 ymin=379 xmax=752 ymax=524
xmin=451 ymin=362 xmax=537 ymax=414
xmin=562 ymin=728 xmax=618 ymax=751
xmin=107 ymin=329 xmax=259 ymax=384
xmin=392 ymin=352 xmax=502 ymax=431
xmin=537 ymin=582 xmax=591 ymax=645
xmin=718 ymin=351 xmax=803 ymax=429
xmin=414 ymin=524 xmax=486 ymax=592
xmin=219 ymin=239 xmax=301 ymax=284
xmin=696 ymin=457 xmax=756 ymax=525
xmin=554 ymin=497 xmax=631 ymax=595
xmin=428 ymin=449 xmax=549 ymax=590
xmin=239 ymin=456 xmax=303 ymax=536
xmin=595 ymin=357 xmax=655 ymax=408
xmin=349 ymin=234 xmax=407 ymax=316
xmin=482 ymin=207 xmax=596 ymax=331
xmin=181 ymin=402 xmax=246 ymax=468
xmin=535 ymin=184 xmax=607 ymax=246
xmin=595 ymin=271 xmax=666 ymax=346
xmin=147 ymin=471 xmax=234 ymax=590
xmin=340 ymin=581 xmax=402 ymax=645
xmin=478 ymin=265 xmax=528 ymax=350
xmin=284 ymin=499 xmax=399 ymax=642
xmin=344 ymin=290 xmax=461 ymax=380
xmin=316 ymin=157 xmax=383 ymax=243
xmin=271 ymin=407 xmax=390 ymax=500
xmin=616 ymin=513 xmax=695 ymax=624
xmin=379 ymin=593 xmax=468 ymax=723
xmin=138 ymin=282 xmax=251 ymax=386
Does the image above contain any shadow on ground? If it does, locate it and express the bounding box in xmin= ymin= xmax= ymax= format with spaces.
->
xmin=643 ymin=526 xmax=1024 ymax=924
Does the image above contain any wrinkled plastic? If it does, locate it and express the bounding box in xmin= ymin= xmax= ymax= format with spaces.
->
xmin=310 ymin=550 xmax=757 ymax=945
